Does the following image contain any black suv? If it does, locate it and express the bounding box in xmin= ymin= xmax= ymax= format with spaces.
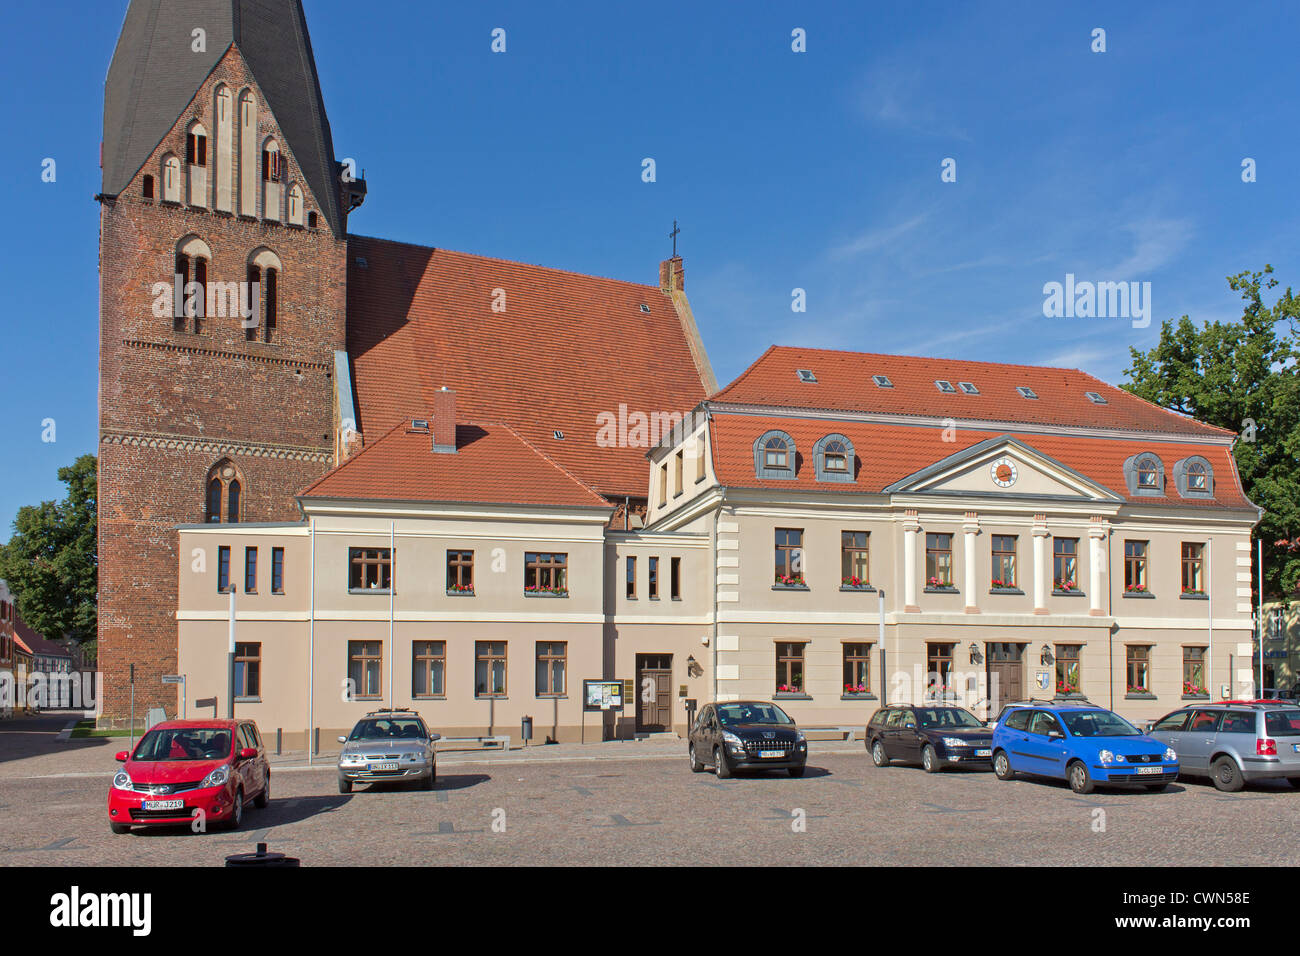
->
xmin=867 ymin=703 xmax=994 ymax=772
xmin=688 ymin=700 xmax=807 ymax=778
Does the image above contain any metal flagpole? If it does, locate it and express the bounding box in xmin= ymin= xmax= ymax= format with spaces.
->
xmin=389 ymin=521 xmax=395 ymax=711
xmin=1257 ymin=538 xmax=1264 ymax=696
xmin=1207 ymin=540 xmax=1214 ymax=698
xmin=228 ymin=584 xmax=237 ymax=718
xmin=308 ymin=517 xmax=316 ymax=766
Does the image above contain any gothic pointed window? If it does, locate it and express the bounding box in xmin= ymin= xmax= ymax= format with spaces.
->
xmin=176 ymin=236 xmax=211 ymax=334
xmin=247 ymin=248 xmax=283 ymax=344
xmin=186 ymin=125 xmax=207 ymax=167
xmin=206 ymin=460 xmax=245 ymax=524
xmin=262 ymin=140 xmax=282 ymax=221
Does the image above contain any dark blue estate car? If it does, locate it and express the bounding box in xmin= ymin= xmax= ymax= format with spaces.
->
xmin=991 ymin=703 xmax=1179 ymax=793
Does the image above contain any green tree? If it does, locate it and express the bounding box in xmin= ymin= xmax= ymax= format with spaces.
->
xmin=0 ymin=454 xmax=98 ymax=643
xmin=1124 ymin=266 xmax=1300 ymax=597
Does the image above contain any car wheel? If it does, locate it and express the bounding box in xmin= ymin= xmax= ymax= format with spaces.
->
xmin=422 ymin=767 xmax=435 ymax=791
xmin=993 ymin=750 xmax=1015 ymax=781
xmin=226 ymin=788 xmax=244 ymax=830
xmin=787 ymin=765 xmax=805 ymax=778
xmin=921 ymin=745 xmax=941 ymax=773
xmin=871 ymin=740 xmax=889 ymax=767
xmin=338 ymin=775 xmax=353 ymax=794
xmin=714 ymin=747 xmax=732 ymax=779
xmin=110 ymin=821 xmax=130 ymax=835
xmin=1210 ymin=756 xmax=1244 ymax=792
xmin=1067 ymin=760 xmax=1094 ymax=794
xmin=254 ymin=771 xmax=270 ymax=808
xmin=689 ymin=744 xmax=704 ymax=773
xmin=1288 ymin=777 xmax=1300 ymax=789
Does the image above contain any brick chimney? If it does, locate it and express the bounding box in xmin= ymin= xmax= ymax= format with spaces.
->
xmin=659 ymin=256 xmax=684 ymax=294
xmin=431 ymin=387 xmax=457 ymax=453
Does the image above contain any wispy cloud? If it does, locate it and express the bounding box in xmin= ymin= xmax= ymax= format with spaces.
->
xmin=857 ymin=63 xmax=973 ymax=141
xmin=828 ymin=211 xmax=932 ymax=260
xmin=1108 ymin=217 xmax=1196 ymax=277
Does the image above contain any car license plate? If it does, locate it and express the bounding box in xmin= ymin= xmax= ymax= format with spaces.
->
xmin=1137 ymin=766 xmax=1162 ymax=775
xmin=976 ymin=749 xmax=991 ymax=757
xmin=373 ymin=762 xmax=400 ymax=771
xmin=143 ymin=799 xmax=184 ymax=811
xmin=759 ymin=750 xmax=784 ymax=759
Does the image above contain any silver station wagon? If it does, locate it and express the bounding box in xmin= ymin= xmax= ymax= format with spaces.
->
xmin=1146 ymin=701 xmax=1300 ymax=791
xmin=337 ymin=709 xmax=441 ymax=793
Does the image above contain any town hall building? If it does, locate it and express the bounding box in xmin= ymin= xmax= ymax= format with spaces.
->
xmin=99 ymin=0 xmax=1261 ymax=744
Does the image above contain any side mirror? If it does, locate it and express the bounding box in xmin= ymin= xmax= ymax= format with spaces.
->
xmin=337 ymin=735 xmax=348 ymax=744
xmin=428 ymin=733 xmax=442 ymax=742
xmin=1048 ymin=730 xmax=1065 ymax=740
xmin=115 ymin=751 xmax=130 ymax=762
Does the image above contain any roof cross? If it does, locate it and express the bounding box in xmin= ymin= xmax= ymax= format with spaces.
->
xmin=669 ymin=220 xmax=681 ymax=257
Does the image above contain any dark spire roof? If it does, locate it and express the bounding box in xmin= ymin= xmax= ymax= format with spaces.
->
xmin=103 ymin=0 xmax=345 ymax=236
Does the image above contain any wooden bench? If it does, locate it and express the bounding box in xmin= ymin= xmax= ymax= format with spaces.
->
xmin=435 ymin=735 xmax=510 ymax=751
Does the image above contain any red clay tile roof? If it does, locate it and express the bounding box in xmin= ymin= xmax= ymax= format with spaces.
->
xmin=300 ymin=419 xmax=612 ymax=510
xmin=710 ymin=414 xmax=1252 ymax=509
xmin=712 ymin=346 xmax=1232 ymax=439
xmin=13 ymin=618 xmax=71 ymax=658
xmin=346 ymin=236 xmax=711 ymax=497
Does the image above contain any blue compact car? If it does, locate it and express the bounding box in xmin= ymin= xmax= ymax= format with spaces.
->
xmin=991 ymin=703 xmax=1179 ymax=793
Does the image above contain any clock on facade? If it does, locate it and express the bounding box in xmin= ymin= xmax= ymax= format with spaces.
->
xmin=991 ymin=458 xmax=1018 ymax=488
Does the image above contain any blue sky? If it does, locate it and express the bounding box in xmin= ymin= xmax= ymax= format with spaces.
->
xmin=1 ymin=0 xmax=1297 ymax=536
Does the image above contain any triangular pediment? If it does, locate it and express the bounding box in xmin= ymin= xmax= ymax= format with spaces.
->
xmin=883 ymin=435 xmax=1123 ymax=501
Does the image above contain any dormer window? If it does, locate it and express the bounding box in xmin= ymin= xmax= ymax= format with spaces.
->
xmin=796 ymin=369 xmax=817 ymax=383
xmin=958 ymin=382 xmax=979 ymax=395
xmin=872 ymin=375 xmax=893 ymax=388
xmin=812 ymin=433 xmax=856 ymax=483
xmin=1123 ymin=453 xmax=1165 ymax=497
xmin=1017 ymin=386 xmax=1038 ymax=399
xmin=1173 ymin=456 xmax=1214 ymax=498
xmin=935 ymin=380 xmax=956 ymax=393
xmin=753 ymin=430 xmax=797 ymax=479
xmin=764 ymin=436 xmax=789 ymax=468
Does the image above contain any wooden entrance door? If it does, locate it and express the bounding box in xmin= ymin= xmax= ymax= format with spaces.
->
xmin=986 ymin=643 xmax=1025 ymax=708
xmin=636 ymin=654 xmax=673 ymax=732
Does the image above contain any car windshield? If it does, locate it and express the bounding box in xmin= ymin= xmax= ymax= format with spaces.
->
xmin=133 ymin=727 xmax=233 ymax=761
xmin=349 ymin=718 xmax=426 ymax=740
xmin=1060 ymin=710 xmax=1141 ymax=737
xmin=717 ymin=703 xmax=793 ymax=726
xmin=916 ymin=708 xmax=984 ymax=729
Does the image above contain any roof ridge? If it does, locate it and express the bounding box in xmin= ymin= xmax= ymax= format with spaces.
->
xmin=495 ymin=421 xmax=611 ymax=506
xmin=298 ymin=418 xmax=408 ymax=496
xmin=347 ymin=234 xmax=663 ymax=294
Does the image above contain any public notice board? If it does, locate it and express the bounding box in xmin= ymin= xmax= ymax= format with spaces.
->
xmin=583 ymin=680 xmax=624 ymax=711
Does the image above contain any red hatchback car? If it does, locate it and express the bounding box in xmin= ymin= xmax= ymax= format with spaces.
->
xmin=108 ymin=719 xmax=271 ymax=834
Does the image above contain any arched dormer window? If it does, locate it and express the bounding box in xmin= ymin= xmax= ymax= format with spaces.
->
xmin=287 ymin=183 xmax=304 ymax=225
xmin=812 ymin=433 xmax=856 ymax=483
xmin=1122 ymin=453 xmax=1165 ymax=497
xmin=1173 ymin=456 xmax=1215 ymax=499
xmin=753 ymin=430 xmax=797 ymax=480
xmin=162 ymin=153 xmax=181 ymax=202
xmin=246 ymin=247 xmax=282 ymax=343
xmin=173 ymin=236 xmax=212 ymax=334
xmin=205 ymin=459 xmax=245 ymax=523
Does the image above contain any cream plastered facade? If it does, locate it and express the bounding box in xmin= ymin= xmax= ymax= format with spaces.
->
xmin=174 ymin=411 xmax=1261 ymax=746
xmin=646 ymin=414 xmax=1261 ymax=731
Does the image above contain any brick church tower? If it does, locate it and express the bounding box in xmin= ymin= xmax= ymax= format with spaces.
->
xmin=96 ymin=0 xmax=364 ymax=725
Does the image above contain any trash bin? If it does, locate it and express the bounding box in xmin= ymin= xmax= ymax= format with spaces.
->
xmin=225 ymin=842 xmax=300 ymax=867
xmin=521 ymin=715 xmax=533 ymax=746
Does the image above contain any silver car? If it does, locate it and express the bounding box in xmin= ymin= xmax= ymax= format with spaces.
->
xmin=1147 ymin=702 xmax=1300 ymax=791
xmin=337 ymin=709 xmax=440 ymax=793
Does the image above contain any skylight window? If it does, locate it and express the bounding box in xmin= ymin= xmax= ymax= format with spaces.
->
xmin=958 ymin=382 xmax=979 ymax=395
xmin=1086 ymin=391 xmax=1108 ymax=404
xmin=872 ymin=375 xmax=894 ymax=388
xmin=796 ymin=369 xmax=818 ymax=383
xmin=553 ymin=430 xmax=565 ymax=440
xmin=1017 ymin=386 xmax=1039 ymax=400
xmin=639 ymin=304 xmax=651 ymax=313
xmin=935 ymin=380 xmax=956 ymax=393
xmin=355 ymin=257 xmax=368 ymax=268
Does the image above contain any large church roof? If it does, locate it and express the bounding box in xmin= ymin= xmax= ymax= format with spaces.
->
xmin=345 ymin=236 xmax=714 ymax=498
xmin=102 ymin=0 xmax=344 ymax=235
